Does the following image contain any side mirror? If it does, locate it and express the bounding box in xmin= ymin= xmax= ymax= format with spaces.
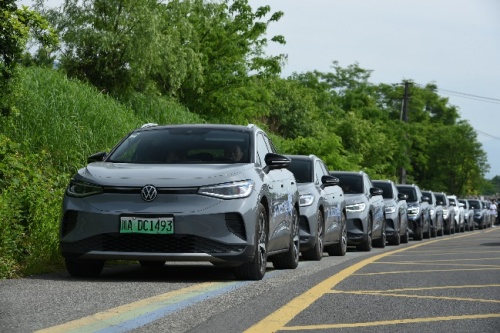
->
xmin=459 ymin=203 xmax=465 ymax=208
xmin=321 ymin=175 xmax=339 ymax=187
xmin=397 ymin=193 xmax=408 ymax=200
xmin=264 ymin=153 xmax=291 ymax=171
xmin=370 ymin=187 xmax=383 ymax=196
xmin=87 ymin=151 xmax=107 ymax=163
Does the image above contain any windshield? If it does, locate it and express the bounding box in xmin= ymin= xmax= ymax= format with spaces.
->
xmin=331 ymin=174 xmax=363 ymax=194
xmin=422 ymin=192 xmax=433 ymax=204
xmin=107 ymin=128 xmax=250 ymax=164
xmin=468 ymin=200 xmax=481 ymax=209
xmin=397 ymin=187 xmax=417 ymax=201
xmin=373 ymin=182 xmax=392 ymax=199
xmin=287 ymin=159 xmax=312 ymax=183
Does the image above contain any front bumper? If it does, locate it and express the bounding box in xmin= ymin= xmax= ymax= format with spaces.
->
xmin=60 ymin=192 xmax=258 ymax=263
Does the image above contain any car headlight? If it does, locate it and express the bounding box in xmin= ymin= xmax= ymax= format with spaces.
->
xmin=66 ymin=179 xmax=103 ymax=197
xmin=385 ymin=206 xmax=396 ymax=214
xmin=408 ymin=206 xmax=420 ymax=215
xmin=443 ymin=209 xmax=449 ymax=218
xmin=346 ymin=202 xmax=366 ymax=213
xmin=430 ymin=209 xmax=435 ymax=217
xmin=198 ymin=180 xmax=254 ymax=199
xmin=299 ymin=194 xmax=314 ymax=207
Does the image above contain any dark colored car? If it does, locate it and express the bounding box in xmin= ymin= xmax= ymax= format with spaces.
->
xmin=434 ymin=192 xmax=455 ymax=235
xmin=467 ymin=199 xmax=489 ymax=229
xmin=329 ymin=171 xmax=385 ymax=251
xmin=60 ymin=124 xmax=301 ymax=280
xmin=459 ymin=198 xmax=474 ymax=231
xmin=395 ymin=184 xmax=430 ymax=241
xmin=422 ymin=190 xmax=444 ymax=238
xmin=286 ymin=155 xmax=347 ymax=260
xmin=373 ymin=180 xmax=409 ymax=245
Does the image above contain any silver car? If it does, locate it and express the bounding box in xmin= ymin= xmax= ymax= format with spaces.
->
xmin=329 ymin=171 xmax=385 ymax=251
xmin=60 ymin=124 xmax=301 ymax=280
xmin=286 ymin=155 xmax=347 ymax=260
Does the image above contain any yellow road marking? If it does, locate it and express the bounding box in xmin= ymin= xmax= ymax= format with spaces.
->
xmin=329 ymin=290 xmax=500 ymax=303
xmin=352 ymin=284 xmax=500 ymax=293
xmin=278 ymin=314 xmax=500 ymax=331
xmin=373 ymin=261 xmax=500 ymax=268
xmin=35 ymin=282 xmax=220 ymax=333
xmin=244 ymin=239 xmax=440 ymax=332
xmin=353 ymin=267 xmax=500 ymax=276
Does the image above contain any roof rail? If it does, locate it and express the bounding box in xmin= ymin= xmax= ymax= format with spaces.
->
xmin=141 ymin=123 xmax=158 ymax=129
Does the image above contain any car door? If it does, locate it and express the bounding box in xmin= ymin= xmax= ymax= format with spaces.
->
xmin=256 ymin=132 xmax=291 ymax=251
xmin=317 ymin=160 xmax=342 ymax=242
xmin=367 ymin=175 xmax=384 ymax=237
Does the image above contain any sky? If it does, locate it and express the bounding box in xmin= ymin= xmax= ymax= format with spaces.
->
xmin=18 ymin=0 xmax=500 ymax=178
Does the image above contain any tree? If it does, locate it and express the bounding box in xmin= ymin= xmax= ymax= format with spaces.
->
xmin=0 ymin=0 xmax=58 ymax=115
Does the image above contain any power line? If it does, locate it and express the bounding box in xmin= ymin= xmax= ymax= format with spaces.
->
xmin=476 ymin=130 xmax=500 ymax=141
xmin=437 ymin=88 xmax=500 ymax=104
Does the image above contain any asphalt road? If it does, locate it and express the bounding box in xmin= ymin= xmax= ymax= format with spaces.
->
xmin=1 ymin=227 xmax=499 ymax=333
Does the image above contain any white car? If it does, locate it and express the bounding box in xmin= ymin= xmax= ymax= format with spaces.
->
xmin=447 ymin=195 xmax=465 ymax=232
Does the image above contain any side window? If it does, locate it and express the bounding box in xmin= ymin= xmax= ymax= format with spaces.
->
xmin=314 ymin=160 xmax=323 ymax=184
xmin=256 ymin=133 xmax=270 ymax=167
xmin=364 ymin=175 xmax=372 ymax=194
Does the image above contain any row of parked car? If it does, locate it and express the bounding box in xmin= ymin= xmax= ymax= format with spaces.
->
xmin=59 ymin=124 xmax=494 ymax=281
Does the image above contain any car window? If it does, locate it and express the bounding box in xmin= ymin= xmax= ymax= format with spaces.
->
xmin=333 ymin=174 xmax=363 ymax=194
xmin=374 ymin=182 xmax=393 ymax=199
xmin=313 ymin=160 xmax=324 ymax=184
xmin=423 ymin=192 xmax=433 ymax=204
xmin=397 ymin=187 xmax=417 ymax=201
xmin=256 ymin=133 xmax=269 ymax=167
xmin=287 ymin=159 xmax=312 ymax=183
xmin=108 ymin=128 xmax=250 ymax=164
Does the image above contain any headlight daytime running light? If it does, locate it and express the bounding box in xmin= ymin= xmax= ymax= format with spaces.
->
xmin=346 ymin=202 xmax=366 ymax=213
xmin=299 ymin=194 xmax=315 ymax=207
xmin=408 ymin=206 xmax=420 ymax=215
xmin=198 ymin=180 xmax=254 ymax=199
xmin=385 ymin=206 xmax=396 ymax=214
xmin=67 ymin=179 xmax=103 ymax=197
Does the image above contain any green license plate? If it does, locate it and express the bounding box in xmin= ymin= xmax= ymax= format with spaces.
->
xmin=119 ymin=217 xmax=174 ymax=234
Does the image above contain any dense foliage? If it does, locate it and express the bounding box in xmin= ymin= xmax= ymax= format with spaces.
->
xmin=0 ymin=0 xmax=494 ymax=278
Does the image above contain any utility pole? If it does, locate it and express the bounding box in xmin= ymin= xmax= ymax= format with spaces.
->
xmin=399 ymin=81 xmax=410 ymax=184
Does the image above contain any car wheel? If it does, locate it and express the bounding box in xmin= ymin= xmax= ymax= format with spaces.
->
xmin=302 ymin=210 xmax=324 ymax=261
xmin=401 ymin=225 xmax=410 ymax=243
xmin=424 ymin=219 xmax=431 ymax=239
xmin=233 ymin=203 xmax=268 ymax=280
xmin=327 ymin=211 xmax=347 ymax=256
xmin=437 ymin=222 xmax=443 ymax=236
xmin=431 ymin=224 xmax=437 ymax=238
xmin=469 ymin=219 xmax=475 ymax=231
xmin=356 ymin=215 xmax=372 ymax=251
xmin=65 ymin=258 xmax=104 ymax=278
xmin=413 ymin=218 xmax=423 ymax=241
xmin=388 ymin=220 xmax=401 ymax=246
xmin=272 ymin=206 xmax=300 ymax=269
xmin=373 ymin=218 xmax=386 ymax=248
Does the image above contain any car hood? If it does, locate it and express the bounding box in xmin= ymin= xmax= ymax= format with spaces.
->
xmin=344 ymin=193 xmax=366 ymax=205
xmin=297 ymin=182 xmax=315 ymax=194
xmin=74 ymin=162 xmax=258 ymax=187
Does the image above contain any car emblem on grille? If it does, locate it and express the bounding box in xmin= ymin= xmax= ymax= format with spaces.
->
xmin=141 ymin=185 xmax=157 ymax=202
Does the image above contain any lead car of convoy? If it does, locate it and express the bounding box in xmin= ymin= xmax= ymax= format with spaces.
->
xmin=60 ymin=124 xmax=300 ymax=280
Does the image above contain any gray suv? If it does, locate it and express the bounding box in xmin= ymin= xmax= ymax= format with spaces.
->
xmin=373 ymin=180 xmax=409 ymax=245
xmin=329 ymin=171 xmax=385 ymax=251
xmin=287 ymin=155 xmax=347 ymax=259
xmin=396 ymin=184 xmax=430 ymax=241
xmin=60 ymin=124 xmax=300 ymax=280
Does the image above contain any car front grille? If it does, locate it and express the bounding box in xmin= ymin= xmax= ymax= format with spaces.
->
xmin=61 ymin=234 xmax=245 ymax=254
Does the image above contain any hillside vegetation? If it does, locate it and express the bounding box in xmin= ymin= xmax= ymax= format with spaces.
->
xmin=0 ymin=0 xmax=494 ymax=278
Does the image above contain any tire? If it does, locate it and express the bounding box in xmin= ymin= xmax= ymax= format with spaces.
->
xmin=356 ymin=215 xmax=373 ymax=251
xmin=373 ymin=218 xmax=386 ymax=248
xmin=401 ymin=225 xmax=410 ymax=243
xmin=423 ymin=219 xmax=431 ymax=239
xmin=65 ymin=258 xmax=104 ymax=278
xmin=302 ymin=210 xmax=324 ymax=261
xmin=272 ymin=206 xmax=300 ymax=269
xmin=388 ymin=216 xmax=401 ymax=246
xmin=413 ymin=218 xmax=423 ymax=241
xmin=431 ymin=224 xmax=438 ymax=238
xmin=444 ymin=220 xmax=451 ymax=235
xmin=469 ymin=219 xmax=475 ymax=231
xmin=139 ymin=260 xmax=165 ymax=268
xmin=327 ymin=211 xmax=347 ymax=256
xmin=234 ymin=203 xmax=268 ymax=280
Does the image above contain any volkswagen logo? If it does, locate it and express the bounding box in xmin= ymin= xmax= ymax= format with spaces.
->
xmin=141 ymin=185 xmax=158 ymax=202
